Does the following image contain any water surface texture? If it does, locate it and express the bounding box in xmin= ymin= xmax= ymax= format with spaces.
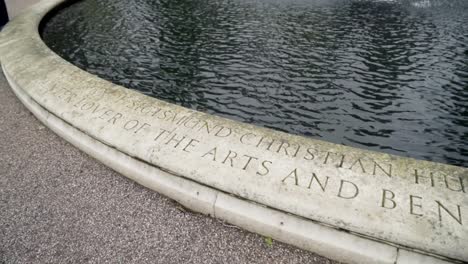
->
xmin=42 ymin=0 xmax=468 ymax=166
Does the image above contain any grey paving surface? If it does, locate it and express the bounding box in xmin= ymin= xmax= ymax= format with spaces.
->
xmin=0 ymin=71 xmax=338 ymax=263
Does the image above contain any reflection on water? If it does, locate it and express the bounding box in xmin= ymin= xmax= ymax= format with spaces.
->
xmin=42 ymin=0 xmax=468 ymax=166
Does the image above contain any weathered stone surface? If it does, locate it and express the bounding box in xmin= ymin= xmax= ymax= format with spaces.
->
xmin=5 ymin=0 xmax=41 ymax=18
xmin=397 ymin=250 xmax=454 ymax=264
xmin=0 ymin=0 xmax=466 ymax=262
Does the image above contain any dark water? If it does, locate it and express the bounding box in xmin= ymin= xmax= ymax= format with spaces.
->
xmin=42 ymin=0 xmax=468 ymax=166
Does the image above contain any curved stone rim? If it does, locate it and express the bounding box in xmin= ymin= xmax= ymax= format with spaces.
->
xmin=0 ymin=0 xmax=466 ymax=263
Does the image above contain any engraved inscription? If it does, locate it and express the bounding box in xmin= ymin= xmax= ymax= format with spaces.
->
xmin=36 ymin=83 xmax=467 ymax=233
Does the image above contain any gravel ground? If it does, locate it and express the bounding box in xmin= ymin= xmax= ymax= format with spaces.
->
xmin=0 ymin=71 xmax=338 ymax=263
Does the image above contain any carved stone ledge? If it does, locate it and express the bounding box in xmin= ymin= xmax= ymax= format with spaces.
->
xmin=0 ymin=1 xmax=466 ymax=263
